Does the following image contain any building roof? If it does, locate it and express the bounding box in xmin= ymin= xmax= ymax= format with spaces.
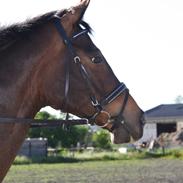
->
xmin=145 ymin=104 xmax=183 ymax=123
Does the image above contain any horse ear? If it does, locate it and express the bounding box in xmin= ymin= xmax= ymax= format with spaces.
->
xmin=68 ymin=0 xmax=90 ymax=23
xmin=80 ymin=0 xmax=90 ymax=6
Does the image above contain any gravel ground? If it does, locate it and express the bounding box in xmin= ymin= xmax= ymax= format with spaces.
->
xmin=4 ymin=159 xmax=183 ymax=183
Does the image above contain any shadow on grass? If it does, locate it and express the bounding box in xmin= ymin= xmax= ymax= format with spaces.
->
xmin=12 ymin=154 xmax=157 ymax=165
xmin=13 ymin=156 xmax=80 ymax=165
xmin=14 ymin=149 xmax=183 ymax=165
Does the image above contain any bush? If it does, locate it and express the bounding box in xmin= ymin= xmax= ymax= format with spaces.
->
xmin=92 ymin=130 xmax=112 ymax=150
xmin=14 ymin=156 xmax=32 ymax=165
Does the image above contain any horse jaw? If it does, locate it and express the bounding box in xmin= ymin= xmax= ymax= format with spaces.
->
xmin=110 ymin=125 xmax=131 ymax=144
xmin=109 ymin=122 xmax=143 ymax=144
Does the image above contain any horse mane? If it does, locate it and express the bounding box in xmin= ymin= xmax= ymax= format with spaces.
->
xmin=0 ymin=11 xmax=55 ymax=52
xmin=0 ymin=9 xmax=92 ymax=53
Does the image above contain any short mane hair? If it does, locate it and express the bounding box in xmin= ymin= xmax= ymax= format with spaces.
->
xmin=0 ymin=9 xmax=92 ymax=53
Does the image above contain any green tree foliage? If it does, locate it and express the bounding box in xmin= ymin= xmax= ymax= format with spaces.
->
xmin=175 ymin=95 xmax=183 ymax=104
xmin=28 ymin=111 xmax=113 ymax=149
xmin=28 ymin=111 xmax=88 ymax=148
xmin=92 ymin=130 xmax=112 ymax=150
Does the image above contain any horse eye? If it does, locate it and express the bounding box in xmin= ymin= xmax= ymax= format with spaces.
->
xmin=91 ymin=56 xmax=102 ymax=64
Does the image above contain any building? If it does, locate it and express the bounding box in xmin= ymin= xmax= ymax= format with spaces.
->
xmin=139 ymin=104 xmax=183 ymax=142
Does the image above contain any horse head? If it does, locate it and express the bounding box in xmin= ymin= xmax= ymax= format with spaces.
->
xmin=0 ymin=0 xmax=145 ymax=181
xmin=38 ymin=0 xmax=144 ymax=143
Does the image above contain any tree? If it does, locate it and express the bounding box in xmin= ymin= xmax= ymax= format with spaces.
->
xmin=175 ymin=95 xmax=183 ymax=104
xmin=28 ymin=111 xmax=89 ymax=148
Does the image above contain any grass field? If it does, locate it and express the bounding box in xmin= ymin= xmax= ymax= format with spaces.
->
xmin=4 ymin=158 xmax=183 ymax=183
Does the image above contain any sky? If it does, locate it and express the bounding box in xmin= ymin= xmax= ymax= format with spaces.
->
xmin=0 ymin=0 xmax=183 ymax=114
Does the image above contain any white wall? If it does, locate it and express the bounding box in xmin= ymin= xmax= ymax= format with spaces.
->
xmin=139 ymin=123 xmax=157 ymax=142
xmin=177 ymin=121 xmax=183 ymax=131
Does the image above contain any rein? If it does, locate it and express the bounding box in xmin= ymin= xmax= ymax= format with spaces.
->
xmin=0 ymin=117 xmax=88 ymax=128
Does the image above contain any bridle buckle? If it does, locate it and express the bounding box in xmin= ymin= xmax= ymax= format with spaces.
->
xmin=91 ymin=99 xmax=99 ymax=107
xmin=74 ymin=56 xmax=81 ymax=63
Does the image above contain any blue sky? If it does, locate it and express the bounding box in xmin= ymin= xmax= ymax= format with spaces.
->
xmin=0 ymin=0 xmax=183 ymax=114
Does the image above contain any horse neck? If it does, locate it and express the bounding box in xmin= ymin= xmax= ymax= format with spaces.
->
xmin=0 ymin=23 xmax=62 ymax=118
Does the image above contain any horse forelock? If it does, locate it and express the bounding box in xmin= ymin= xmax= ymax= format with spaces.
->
xmin=79 ymin=20 xmax=92 ymax=34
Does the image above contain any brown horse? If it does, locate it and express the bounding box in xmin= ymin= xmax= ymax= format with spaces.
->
xmin=0 ymin=0 xmax=144 ymax=181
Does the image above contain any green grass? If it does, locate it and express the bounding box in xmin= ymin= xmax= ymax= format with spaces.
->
xmin=4 ymin=159 xmax=183 ymax=183
xmin=13 ymin=148 xmax=183 ymax=165
xmin=5 ymin=149 xmax=183 ymax=183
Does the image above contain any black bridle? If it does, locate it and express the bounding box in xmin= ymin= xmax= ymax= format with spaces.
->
xmin=53 ymin=15 xmax=130 ymax=131
xmin=0 ymin=14 xmax=132 ymax=131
